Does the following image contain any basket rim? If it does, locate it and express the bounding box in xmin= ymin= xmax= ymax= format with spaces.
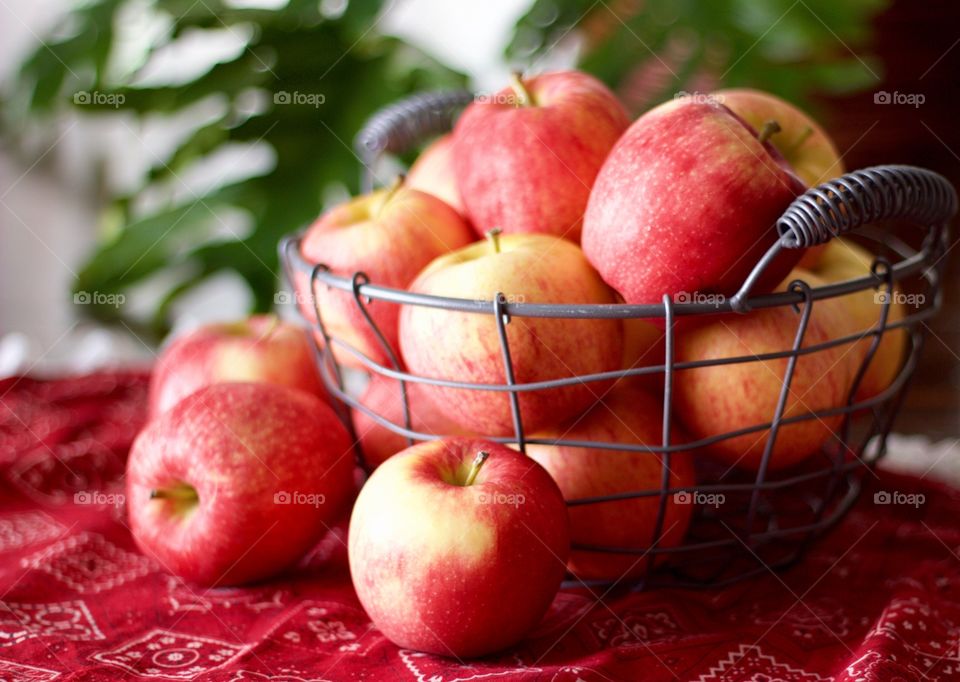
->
xmin=280 ymin=224 xmax=935 ymax=320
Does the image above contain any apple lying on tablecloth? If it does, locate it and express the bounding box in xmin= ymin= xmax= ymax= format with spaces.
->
xmin=127 ymin=382 xmax=355 ymax=586
xmin=348 ymin=438 xmax=569 ymax=658
xmin=148 ymin=315 xmax=327 ymax=417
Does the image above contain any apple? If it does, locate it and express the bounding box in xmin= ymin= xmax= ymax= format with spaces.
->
xmin=674 ymin=270 xmax=864 ymax=472
xmin=452 ymin=70 xmax=629 ymax=241
xmin=715 ymin=88 xmax=844 ymax=189
xmin=716 ymin=88 xmax=847 ymax=270
xmin=526 ymin=383 xmax=695 ymax=581
xmin=351 ymin=373 xmax=473 ymax=470
xmin=621 ymin=316 xmax=665 ymax=390
xmin=399 ymin=231 xmax=623 ymax=436
xmin=349 ymin=437 xmax=569 ymax=657
xmin=582 ymin=97 xmax=806 ymax=309
xmin=298 ymin=178 xmax=474 ymax=368
xmin=127 ymin=382 xmax=356 ymax=586
xmin=810 ymin=239 xmax=907 ymax=400
xmin=148 ymin=315 xmax=327 ymax=418
xmin=406 ymin=134 xmax=466 ymax=216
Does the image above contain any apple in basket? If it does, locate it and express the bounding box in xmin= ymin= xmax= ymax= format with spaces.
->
xmin=351 ymin=373 xmax=474 ymax=470
xmin=716 ymin=87 xmax=847 ymax=269
xmin=399 ymin=230 xmax=623 ymax=436
xmin=148 ymin=315 xmax=327 ymax=417
xmin=127 ymin=382 xmax=355 ymax=586
xmin=674 ymin=269 xmax=865 ymax=472
xmin=808 ymin=238 xmax=908 ymax=401
xmin=582 ymin=96 xmax=806 ymax=309
xmin=297 ymin=177 xmax=474 ymax=368
xmin=453 ymin=69 xmax=630 ymax=240
xmin=406 ymin=133 xmax=467 ymax=216
xmin=527 ymin=382 xmax=696 ymax=581
xmin=349 ymin=438 xmax=569 ymax=657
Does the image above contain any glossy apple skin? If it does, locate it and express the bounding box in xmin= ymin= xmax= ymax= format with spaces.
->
xmin=127 ymin=382 xmax=355 ymax=586
xmin=399 ymin=234 xmax=623 ymax=436
xmin=717 ymin=88 xmax=847 ymax=271
xmin=351 ymin=373 xmax=473 ymax=470
xmin=811 ymin=239 xmax=907 ymax=401
xmin=406 ymin=134 xmax=466 ymax=216
xmin=527 ymin=383 xmax=695 ymax=581
xmin=582 ymin=98 xmax=806 ymax=308
xmin=148 ymin=315 xmax=327 ymax=418
xmin=674 ymin=270 xmax=864 ymax=472
xmin=452 ymin=70 xmax=629 ymax=241
xmin=298 ymin=185 xmax=474 ymax=368
xmin=349 ymin=438 xmax=569 ymax=658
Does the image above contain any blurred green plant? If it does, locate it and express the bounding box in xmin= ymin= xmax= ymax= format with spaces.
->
xmin=5 ymin=0 xmax=888 ymax=336
xmin=3 ymin=0 xmax=464 ymax=336
xmin=509 ymin=0 xmax=888 ymax=115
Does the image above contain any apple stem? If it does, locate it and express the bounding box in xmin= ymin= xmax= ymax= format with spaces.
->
xmin=464 ymin=450 xmax=490 ymax=486
xmin=758 ymin=119 xmax=782 ymax=144
xmin=375 ymin=174 xmax=405 ymax=217
xmin=258 ymin=314 xmax=281 ymax=342
xmin=150 ymin=486 xmax=198 ymax=503
xmin=509 ymin=72 xmax=535 ymax=107
xmin=485 ymin=228 xmax=503 ymax=254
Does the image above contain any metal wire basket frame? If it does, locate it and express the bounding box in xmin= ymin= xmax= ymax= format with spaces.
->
xmin=280 ymin=90 xmax=958 ymax=589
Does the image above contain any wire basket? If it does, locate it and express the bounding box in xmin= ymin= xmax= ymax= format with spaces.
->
xmin=279 ymin=91 xmax=958 ymax=589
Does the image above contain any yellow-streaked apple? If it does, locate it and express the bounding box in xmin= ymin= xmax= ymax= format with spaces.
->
xmin=526 ymin=383 xmax=695 ymax=581
xmin=348 ymin=438 xmax=568 ymax=657
xmin=674 ymin=270 xmax=864 ymax=472
xmin=399 ymin=232 xmax=623 ymax=436
xmin=406 ymin=134 xmax=466 ymax=217
xmin=811 ymin=239 xmax=907 ymax=401
xmin=128 ymin=382 xmax=355 ymax=586
xmin=583 ymin=97 xmax=806 ymax=309
xmin=453 ymin=70 xmax=629 ymax=241
xmin=148 ymin=315 xmax=327 ymax=418
xmin=716 ymin=88 xmax=847 ymax=270
xmin=298 ymin=179 xmax=474 ymax=368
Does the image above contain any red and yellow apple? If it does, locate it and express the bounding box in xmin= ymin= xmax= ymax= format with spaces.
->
xmin=582 ymin=97 xmax=805 ymax=308
xmin=127 ymin=382 xmax=355 ymax=586
xmin=716 ymin=88 xmax=846 ymax=270
xmin=349 ymin=438 xmax=569 ymax=658
xmin=399 ymin=232 xmax=623 ymax=436
xmin=526 ymin=383 xmax=695 ymax=581
xmin=298 ymin=180 xmax=474 ymax=368
xmin=351 ymin=373 xmax=473 ymax=470
xmin=674 ymin=270 xmax=864 ymax=472
xmin=148 ymin=315 xmax=326 ymax=418
xmin=452 ymin=70 xmax=629 ymax=241
xmin=810 ymin=239 xmax=907 ymax=400
xmin=406 ymin=134 xmax=466 ymax=217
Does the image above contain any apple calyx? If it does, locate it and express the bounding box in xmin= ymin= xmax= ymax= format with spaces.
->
xmin=149 ymin=484 xmax=199 ymax=514
xmin=509 ymin=72 xmax=536 ymax=108
xmin=757 ymin=119 xmax=782 ymax=144
xmin=374 ymin=174 xmax=406 ymax=218
xmin=463 ymin=450 xmax=490 ymax=486
xmin=485 ymin=228 xmax=503 ymax=254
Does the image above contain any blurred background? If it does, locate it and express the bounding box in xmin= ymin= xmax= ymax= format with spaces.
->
xmin=1 ymin=0 xmax=958 ymax=437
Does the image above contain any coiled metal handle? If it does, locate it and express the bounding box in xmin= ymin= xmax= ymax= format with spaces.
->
xmin=777 ymin=165 xmax=957 ymax=248
xmin=731 ymin=164 xmax=957 ymax=311
xmin=354 ymin=89 xmax=474 ymax=192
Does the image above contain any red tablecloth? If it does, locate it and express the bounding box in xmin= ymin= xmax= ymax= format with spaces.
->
xmin=1 ymin=371 xmax=959 ymax=681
